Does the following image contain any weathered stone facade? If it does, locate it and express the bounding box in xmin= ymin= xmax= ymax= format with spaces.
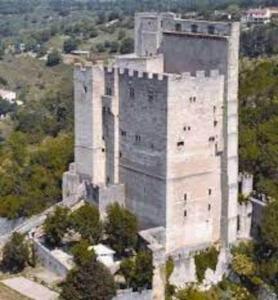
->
xmin=63 ymin=12 xmax=243 ymax=292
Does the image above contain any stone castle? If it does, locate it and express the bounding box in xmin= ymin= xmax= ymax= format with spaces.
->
xmin=63 ymin=12 xmax=252 ymax=292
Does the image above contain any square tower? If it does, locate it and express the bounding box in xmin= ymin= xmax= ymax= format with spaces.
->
xmin=70 ymin=13 xmax=240 ymax=254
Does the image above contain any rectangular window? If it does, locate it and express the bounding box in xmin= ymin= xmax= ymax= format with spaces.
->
xmin=209 ymin=136 xmax=215 ymax=142
xmin=148 ymin=90 xmax=154 ymax=102
xmin=191 ymin=24 xmax=198 ymax=33
xmin=208 ymin=204 xmax=211 ymax=211
xmin=121 ymin=130 xmax=126 ymax=137
xmin=208 ymin=189 xmax=212 ymax=195
xmin=175 ymin=23 xmax=182 ymax=32
xmin=177 ymin=141 xmax=184 ymax=147
xmin=106 ymin=86 xmax=112 ymax=96
xmin=184 ymin=210 xmax=187 ymax=217
xmin=135 ymin=135 xmax=141 ymax=142
xmin=208 ymin=25 xmax=215 ymax=35
xmin=184 ymin=193 xmax=187 ymax=201
xmin=129 ymin=87 xmax=135 ymax=98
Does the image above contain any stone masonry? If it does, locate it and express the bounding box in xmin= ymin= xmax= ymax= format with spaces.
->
xmin=63 ymin=12 xmax=242 ymax=292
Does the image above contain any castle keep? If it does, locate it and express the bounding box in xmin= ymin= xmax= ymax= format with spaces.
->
xmin=63 ymin=12 xmax=241 ymax=264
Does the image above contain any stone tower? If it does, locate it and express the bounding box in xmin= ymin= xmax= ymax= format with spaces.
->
xmin=64 ymin=12 xmax=240 ymax=255
xmin=74 ymin=65 xmax=105 ymax=184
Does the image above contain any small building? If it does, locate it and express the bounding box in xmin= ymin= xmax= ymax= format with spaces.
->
xmin=242 ymin=8 xmax=272 ymax=25
xmin=90 ymin=244 xmax=116 ymax=267
xmin=71 ymin=50 xmax=90 ymax=59
xmin=0 ymin=89 xmax=16 ymax=103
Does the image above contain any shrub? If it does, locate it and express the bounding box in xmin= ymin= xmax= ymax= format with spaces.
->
xmin=194 ymin=247 xmax=219 ymax=283
xmin=46 ymin=49 xmax=61 ymax=66
xmin=95 ymin=43 xmax=105 ymax=53
xmin=63 ymin=38 xmax=78 ymax=54
xmin=165 ymin=257 xmax=175 ymax=299
xmin=44 ymin=206 xmax=70 ymax=247
xmin=120 ymin=250 xmax=153 ymax=291
xmin=119 ymin=37 xmax=134 ymax=54
xmin=2 ymin=232 xmax=29 ymax=273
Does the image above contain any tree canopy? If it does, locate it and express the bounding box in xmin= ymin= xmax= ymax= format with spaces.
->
xmin=44 ymin=206 xmax=70 ymax=247
xmin=60 ymin=256 xmax=116 ymax=300
xmin=2 ymin=232 xmax=29 ymax=273
xmin=105 ymin=203 xmax=138 ymax=256
xmin=69 ymin=203 xmax=102 ymax=244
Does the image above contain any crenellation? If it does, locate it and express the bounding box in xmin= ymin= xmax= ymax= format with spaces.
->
xmin=196 ymin=70 xmax=205 ymax=77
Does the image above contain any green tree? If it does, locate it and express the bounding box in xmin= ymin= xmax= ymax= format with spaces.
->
xmin=110 ymin=41 xmax=119 ymax=53
xmin=176 ymin=285 xmax=218 ymax=300
xmin=120 ymin=251 xmax=153 ymax=290
xmin=71 ymin=239 xmax=95 ymax=267
xmin=131 ymin=251 xmax=153 ymax=290
xmin=2 ymin=233 xmax=29 ymax=273
xmin=44 ymin=206 xmax=70 ymax=247
xmin=105 ymin=203 xmax=138 ymax=256
xmin=194 ymin=247 xmax=219 ymax=283
xmin=60 ymin=258 xmax=116 ymax=300
xmin=120 ymin=37 xmax=134 ymax=54
xmin=69 ymin=203 xmax=102 ymax=243
xmin=6 ymin=131 xmax=28 ymax=167
xmin=95 ymin=43 xmax=105 ymax=53
xmin=231 ymin=253 xmax=255 ymax=277
xmin=63 ymin=38 xmax=78 ymax=54
xmin=261 ymin=200 xmax=278 ymax=250
xmin=120 ymin=257 xmax=134 ymax=287
xmin=118 ymin=29 xmax=126 ymax=40
xmin=46 ymin=49 xmax=61 ymax=66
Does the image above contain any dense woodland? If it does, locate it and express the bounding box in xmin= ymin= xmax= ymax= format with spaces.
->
xmin=0 ymin=0 xmax=276 ymax=298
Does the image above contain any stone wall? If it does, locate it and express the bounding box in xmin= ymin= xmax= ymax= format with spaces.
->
xmin=86 ymin=183 xmax=125 ymax=216
xmin=166 ymin=72 xmax=225 ymax=252
xmin=113 ymin=289 xmax=152 ymax=300
xmin=118 ymin=69 xmax=168 ymax=229
xmin=116 ymin=54 xmax=164 ymax=73
xmin=0 ymin=217 xmax=26 ymax=236
xmin=250 ymin=196 xmax=267 ymax=238
xmin=237 ymin=201 xmax=252 ymax=239
xmin=33 ymin=239 xmax=71 ymax=278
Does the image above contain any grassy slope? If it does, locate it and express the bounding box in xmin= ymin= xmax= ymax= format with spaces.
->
xmin=0 ymin=55 xmax=72 ymax=102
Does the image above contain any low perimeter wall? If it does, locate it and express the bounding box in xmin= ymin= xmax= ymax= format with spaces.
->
xmin=33 ymin=239 xmax=70 ymax=278
xmin=113 ymin=289 xmax=152 ymax=300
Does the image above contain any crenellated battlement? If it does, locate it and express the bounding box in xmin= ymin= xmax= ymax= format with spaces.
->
xmin=105 ymin=66 xmax=168 ymax=81
xmin=168 ymin=69 xmax=223 ymax=81
xmin=104 ymin=66 xmax=223 ymax=82
xmin=74 ymin=62 xmax=94 ymax=71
